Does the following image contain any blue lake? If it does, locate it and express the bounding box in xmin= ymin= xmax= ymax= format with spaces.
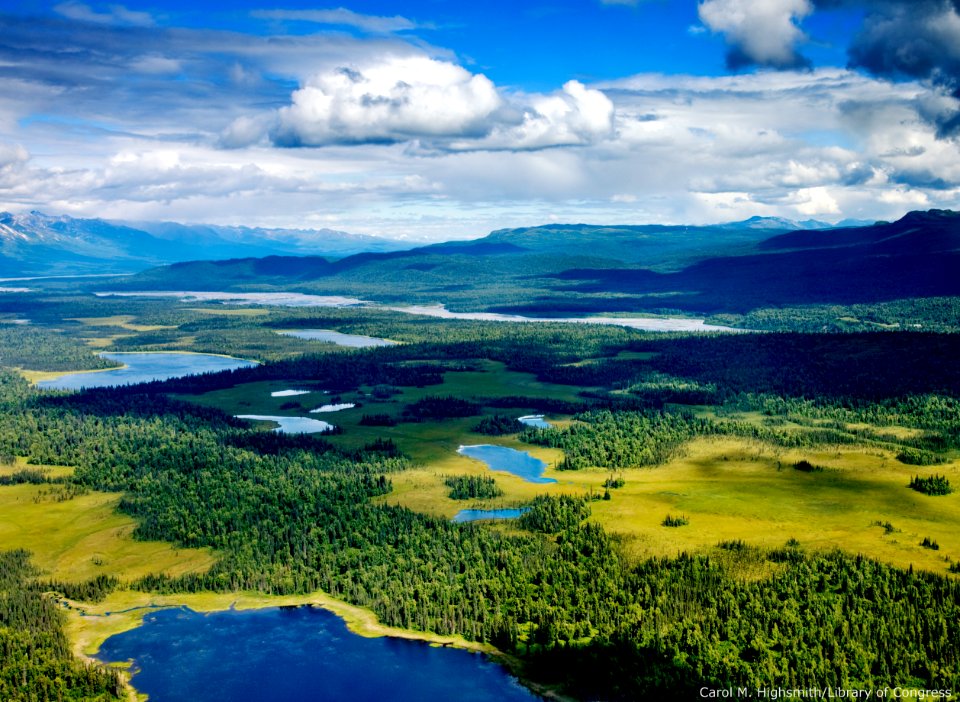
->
xmin=517 ymin=415 xmax=552 ymax=429
xmin=457 ymin=445 xmax=556 ymax=484
xmin=95 ymin=606 xmax=538 ymax=702
xmin=235 ymin=415 xmax=335 ymax=434
xmin=36 ymin=352 xmax=257 ymax=390
xmin=453 ymin=508 xmax=529 ymax=523
xmin=278 ymin=329 xmax=397 ymax=348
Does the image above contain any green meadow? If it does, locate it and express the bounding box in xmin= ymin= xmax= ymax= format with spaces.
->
xmin=173 ymin=354 xmax=960 ymax=578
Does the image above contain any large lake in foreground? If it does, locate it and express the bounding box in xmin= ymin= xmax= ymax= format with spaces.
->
xmin=36 ymin=352 xmax=257 ymax=390
xmin=96 ymin=606 xmax=538 ymax=702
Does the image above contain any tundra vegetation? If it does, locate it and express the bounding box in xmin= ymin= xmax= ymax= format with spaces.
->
xmin=0 ymin=290 xmax=959 ymax=700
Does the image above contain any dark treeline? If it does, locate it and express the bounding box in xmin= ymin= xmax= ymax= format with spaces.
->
xmin=0 ymin=326 xmax=121 ymax=372
xmin=401 ymin=395 xmax=482 ymax=421
xmin=639 ymin=332 xmax=960 ymax=401
xmin=445 ymin=475 xmax=503 ymax=500
xmin=41 ymin=575 xmax=120 ymax=603
xmin=472 ymin=414 xmax=525 ymax=435
xmin=523 ymin=410 xmax=711 ymax=469
xmin=0 ymin=549 xmax=123 ymax=701
xmin=530 ymin=549 xmax=960 ymax=699
xmin=909 ymin=475 xmax=953 ymax=496
xmin=517 ymin=495 xmax=591 ymax=533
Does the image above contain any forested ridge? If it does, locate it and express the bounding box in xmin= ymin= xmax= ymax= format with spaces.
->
xmin=0 ymin=550 xmax=122 ymax=702
xmin=2 ymin=320 xmax=960 ymax=699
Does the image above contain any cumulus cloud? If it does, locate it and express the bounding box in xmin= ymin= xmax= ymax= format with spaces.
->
xmin=697 ymin=0 xmax=960 ymax=135
xmin=251 ymin=8 xmax=417 ymax=34
xmin=271 ymin=56 xmax=502 ymax=146
xmin=450 ymin=80 xmax=615 ymax=151
xmin=841 ymin=0 xmax=960 ymax=135
xmin=698 ymin=0 xmax=814 ymax=69
xmin=265 ymin=57 xmax=614 ymax=151
xmin=0 ymin=143 xmax=29 ymax=190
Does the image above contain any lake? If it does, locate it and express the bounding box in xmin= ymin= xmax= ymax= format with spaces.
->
xmin=453 ymin=508 xmax=529 ymax=523
xmin=278 ymin=329 xmax=397 ymax=347
xmin=99 ymin=291 xmax=742 ymax=332
xmin=96 ymin=291 xmax=367 ymax=307
xmin=310 ymin=403 xmax=356 ymax=413
xmin=517 ymin=415 xmax=552 ymax=429
xmin=457 ymin=445 xmax=556 ymax=484
xmin=235 ymin=415 xmax=335 ymax=434
xmin=95 ymin=606 xmax=538 ymax=702
xmin=271 ymin=389 xmax=311 ymax=397
xmin=389 ymin=304 xmax=740 ymax=332
xmin=36 ymin=352 xmax=257 ymax=390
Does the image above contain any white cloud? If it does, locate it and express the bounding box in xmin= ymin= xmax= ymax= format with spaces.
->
xmin=458 ymin=80 xmax=615 ymax=151
xmin=252 ymin=8 xmax=417 ymax=34
xmin=789 ymin=186 xmax=840 ymax=215
xmin=265 ymin=57 xmax=614 ymax=151
xmin=53 ymin=2 xmax=154 ymax=27
xmin=698 ymin=0 xmax=813 ymax=67
xmin=271 ymin=56 xmax=502 ymax=146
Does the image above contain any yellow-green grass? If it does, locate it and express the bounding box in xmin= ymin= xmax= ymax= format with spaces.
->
xmin=584 ymin=437 xmax=960 ymax=574
xmin=176 ymin=365 xmax=960 ymax=576
xmin=380 ymin=441 xmax=571 ymax=519
xmin=844 ymin=422 xmax=926 ymax=439
xmin=0 ymin=477 xmax=214 ymax=583
xmin=66 ymin=315 xmax=175 ymax=332
xmin=0 ymin=456 xmax=74 ymax=480
xmin=83 ymin=333 xmax=134 ymax=349
xmin=18 ymin=366 xmax=115 ymax=384
xmin=383 ymin=427 xmax=960 ymax=576
xmin=68 ymin=588 xmax=500 ymax=660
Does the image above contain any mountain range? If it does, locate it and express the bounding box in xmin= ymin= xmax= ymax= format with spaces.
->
xmin=0 ymin=211 xmax=411 ymax=277
xmin=92 ymin=209 xmax=958 ymax=319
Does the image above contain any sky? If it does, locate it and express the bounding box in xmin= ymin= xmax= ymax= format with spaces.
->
xmin=2 ymin=1 xmax=960 ymax=240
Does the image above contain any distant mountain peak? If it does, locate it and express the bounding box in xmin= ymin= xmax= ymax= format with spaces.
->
xmin=721 ymin=215 xmax=834 ymax=230
xmin=0 ymin=210 xmax=412 ymax=277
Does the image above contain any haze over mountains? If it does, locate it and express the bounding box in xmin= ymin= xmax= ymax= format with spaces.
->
xmin=95 ymin=209 xmax=959 ymax=320
xmin=0 ymin=211 xmax=411 ymax=277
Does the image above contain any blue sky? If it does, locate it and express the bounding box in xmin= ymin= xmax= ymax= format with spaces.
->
xmin=1 ymin=1 xmax=959 ymax=239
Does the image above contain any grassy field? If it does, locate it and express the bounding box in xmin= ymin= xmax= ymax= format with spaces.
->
xmin=67 ymin=315 xmax=176 ymax=332
xmin=0 ymin=470 xmax=214 ymax=583
xmin=177 ymin=358 xmax=960 ymax=577
xmin=180 ymin=358 xmax=586 ymax=457
xmin=384 ymin=434 xmax=960 ymax=575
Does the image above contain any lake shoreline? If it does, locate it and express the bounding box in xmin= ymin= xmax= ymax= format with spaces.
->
xmin=33 ymin=351 xmax=258 ymax=390
xmin=67 ymin=588 xmax=575 ymax=702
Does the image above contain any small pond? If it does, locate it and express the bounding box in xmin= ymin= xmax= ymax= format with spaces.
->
xmin=517 ymin=415 xmax=552 ymax=429
xmin=310 ymin=403 xmax=356 ymax=413
xmin=278 ymin=329 xmax=397 ymax=348
xmin=457 ymin=445 xmax=556 ymax=484
xmin=452 ymin=508 xmax=529 ymax=523
xmin=235 ymin=415 xmax=335 ymax=434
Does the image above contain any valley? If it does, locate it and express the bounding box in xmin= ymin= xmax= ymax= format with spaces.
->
xmin=2 ymin=245 xmax=959 ymax=698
